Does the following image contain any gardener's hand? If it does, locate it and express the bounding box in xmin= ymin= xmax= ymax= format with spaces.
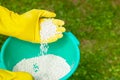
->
xmin=0 ymin=6 xmax=65 ymax=43
xmin=0 ymin=69 xmax=33 ymax=80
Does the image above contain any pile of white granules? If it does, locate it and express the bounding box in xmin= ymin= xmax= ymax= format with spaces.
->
xmin=13 ymin=19 xmax=71 ymax=80
xmin=13 ymin=54 xmax=70 ymax=80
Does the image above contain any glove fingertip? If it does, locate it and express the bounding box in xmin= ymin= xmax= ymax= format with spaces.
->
xmin=58 ymin=34 xmax=63 ymax=38
xmin=57 ymin=27 xmax=66 ymax=32
xmin=41 ymin=10 xmax=56 ymax=17
xmin=52 ymin=19 xmax=65 ymax=25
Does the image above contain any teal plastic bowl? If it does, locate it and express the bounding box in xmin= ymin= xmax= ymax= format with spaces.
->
xmin=0 ymin=32 xmax=80 ymax=80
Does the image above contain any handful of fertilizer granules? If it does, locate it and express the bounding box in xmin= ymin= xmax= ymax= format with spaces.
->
xmin=40 ymin=19 xmax=65 ymax=55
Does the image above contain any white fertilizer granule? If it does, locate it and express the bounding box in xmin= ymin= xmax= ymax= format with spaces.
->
xmin=40 ymin=19 xmax=58 ymax=55
xmin=13 ymin=54 xmax=71 ymax=80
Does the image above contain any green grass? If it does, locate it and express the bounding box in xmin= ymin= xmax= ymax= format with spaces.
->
xmin=0 ymin=0 xmax=120 ymax=80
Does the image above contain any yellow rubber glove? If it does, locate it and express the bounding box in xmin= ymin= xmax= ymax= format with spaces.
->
xmin=0 ymin=69 xmax=33 ymax=80
xmin=0 ymin=6 xmax=65 ymax=43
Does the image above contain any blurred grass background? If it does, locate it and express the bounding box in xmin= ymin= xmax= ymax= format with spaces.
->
xmin=0 ymin=0 xmax=120 ymax=80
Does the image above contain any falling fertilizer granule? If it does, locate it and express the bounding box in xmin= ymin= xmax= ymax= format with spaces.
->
xmin=13 ymin=54 xmax=71 ymax=80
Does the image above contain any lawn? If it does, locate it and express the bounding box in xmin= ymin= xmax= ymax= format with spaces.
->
xmin=0 ymin=0 xmax=120 ymax=80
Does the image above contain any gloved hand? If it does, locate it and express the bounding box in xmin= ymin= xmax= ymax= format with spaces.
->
xmin=0 ymin=6 xmax=65 ymax=43
xmin=0 ymin=69 xmax=33 ymax=80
